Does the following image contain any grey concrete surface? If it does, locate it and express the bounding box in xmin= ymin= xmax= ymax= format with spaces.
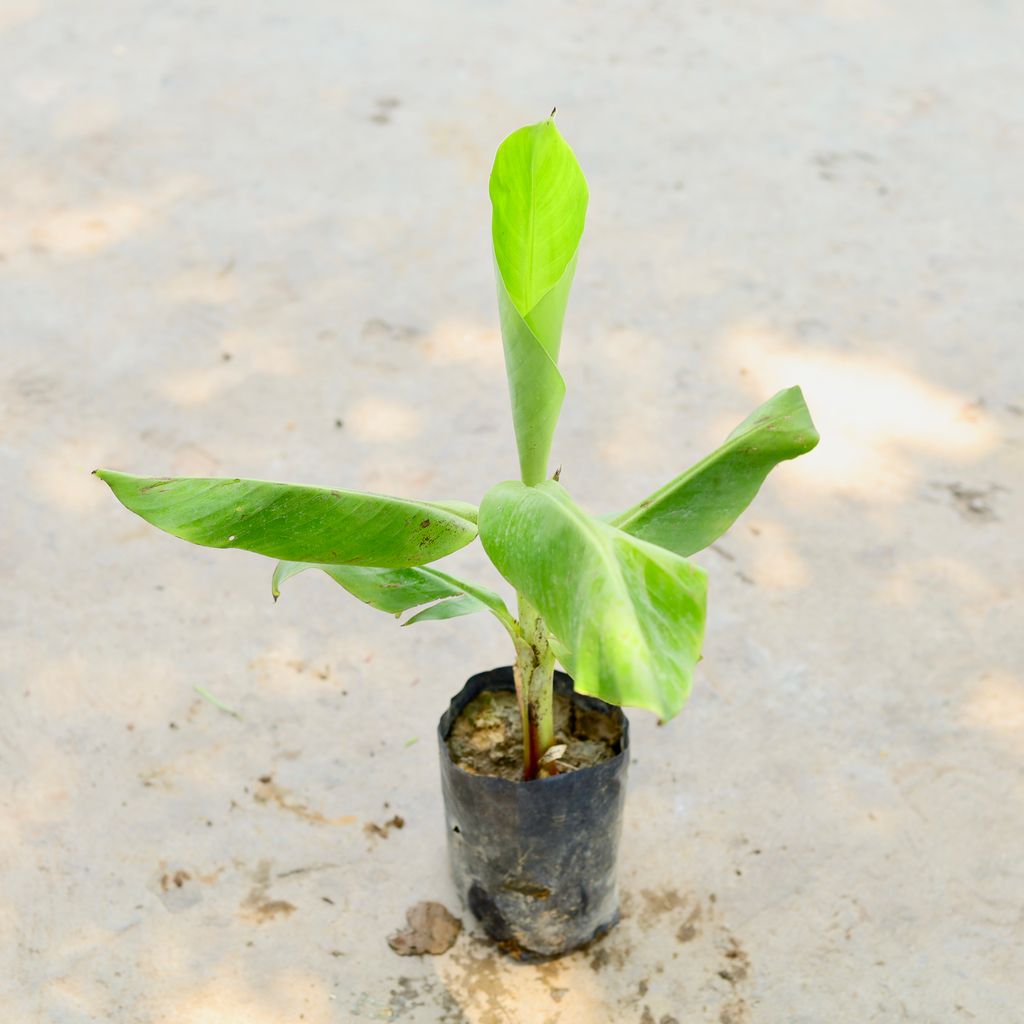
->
xmin=2 ymin=2 xmax=1022 ymax=1021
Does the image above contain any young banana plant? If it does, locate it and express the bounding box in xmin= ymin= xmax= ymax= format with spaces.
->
xmin=96 ymin=116 xmax=819 ymax=781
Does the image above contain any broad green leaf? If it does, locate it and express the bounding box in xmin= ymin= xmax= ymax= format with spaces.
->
xmin=95 ymin=470 xmax=478 ymax=568
xmin=491 ymin=119 xmax=588 ymax=324
xmin=490 ymin=118 xmax=588 ymax=484
xmin=608 ymin=387 xmax=819 ymax=557
xmin=479 ymin=480 xmax=707 ymax=720
xmin=271 ymin=561 xmax=515 ymax=632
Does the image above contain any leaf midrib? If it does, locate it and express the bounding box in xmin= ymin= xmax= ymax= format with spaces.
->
xmin=524 ymin=133 xmax=538 ymax=312
xmin=532 ymin=485 xmax=651 ymax=633
xmin=111 ymin=472 xmax=477 ymax=533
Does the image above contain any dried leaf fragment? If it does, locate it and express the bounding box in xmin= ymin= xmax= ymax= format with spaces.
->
xmin=539 ymin=743 xmax=567 ymax=766
xmin=387 ymin=900 xmax=461 ymax=956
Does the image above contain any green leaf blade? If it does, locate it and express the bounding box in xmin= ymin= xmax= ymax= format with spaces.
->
xmin=490 ymin=119 xmax=588 ymax=320
xmin=272 ymin=561 xmax=515 ymax=633
xmin=609 ymin=387 xmax=819 ymax=557
xmin=479 ymin=480 xmax=707 ymax=721
xmin=95 ymin=471 xmax=478 ymax=568
xmin=402 ymin=594 xmax=490 ymax=626
xmin=271 ymin=562 xmax=461 ymax=611
xmin=490 ymin=118 xmax=587 ymax=485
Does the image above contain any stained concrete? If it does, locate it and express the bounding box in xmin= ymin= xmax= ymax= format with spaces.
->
xmin=2 ymin=2 xmax=1022 ymax=1021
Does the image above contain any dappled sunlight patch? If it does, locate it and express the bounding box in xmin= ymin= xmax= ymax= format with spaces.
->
xmin=0 ymin=0 xmax=40 ymax=33
xmin=249 ymin=342 xmax=302 ymax=379
xmin=597 ymin=406 xmax=666 ymax=470
xmin=12 ymin=68 xmax=64 ymax=105
xmin=48 ymin=922 xmax=158 ymax=1013
xmin=588 ymin=324 xmax=696 ymax=474
xmin=418 ymin=318 xmax=505 ymax=368
xmin=15 ymin=650 xmax=98 ymax=717
xmin=160 ymin=367 xmax=229 ymax=406
xmin=158 ymin=968 xmax=335 ymax=1024
xmin=875 ymin=555 xmax=1001 ymax=613
xmin=580 ymin=321 xmax=700 ymax=430
xmin=428 ymin=115 xmax=492 ymax=181
xmin=163 ymin=264 xmax=240 ymax=305
xmin=13 ymin=642 xmax=191 ymax=740
xmin=0 ymin=176 xmax=198 ymax=258
xmin=356 ymin=459 xmax=439 ymax=497
xmin=965 ymin=671 xmax=1024 ymax=738
xmin=51 ymin=95 xmax=121 ymax=139
xmin=346 ymin=396 xmax=421 ymax=442
xmin=819 ymin=0 xmax=889 ymax=19
xmin=742 ymin=519 xmax=811 ymax=590
xmin=874 ymin=567 xmax=919 ymax=609
xmin=30 ymin=436 xmax=114 ymax=512
xmin=598 ymin=324 xmax=658 ymax=372
xmin=247 ymin=636 xmax=340 ymax=697
xmin=920 ymin=557 xmax=998 ymax=603
xmin=35 ymin=198 xmax=146 ymax=255
xmin=168 ymin=442 xmax=222 ymax=477
xmin=160 ymin=335 xmax=300 ymax=407
xmin=6 ymin=744 xmax=80 ymax=833
xmin=436 ymin=932 xmax=614 ymax=1023
xmin=725 ymin=325 xmax=998 ymax=498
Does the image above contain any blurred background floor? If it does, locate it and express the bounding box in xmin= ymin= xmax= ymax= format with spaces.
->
xmin=2 ymin=1 xmax=1022 ymax=1021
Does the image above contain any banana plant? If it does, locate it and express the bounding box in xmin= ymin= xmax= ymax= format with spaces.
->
xmin=96 ymin=116 xmax=819 ymax=780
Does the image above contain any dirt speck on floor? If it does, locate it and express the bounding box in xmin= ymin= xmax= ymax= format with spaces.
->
xmin=446 ymin=689 xmax=622 ymax=780
xmin=676 ymin=903 xmax=703 ymax=943
xmin=638 ymin=887 xmax=689 ymax=929
xmin=240 ymin=860 xmax=297 ymax=923
xmin=365 ymin=814 xmax=405 ymax=839
xmin=253 ymin=776 xmax=357 ymax=826
xmin=160 ymin=869 xmax=191 ymax=891
xmin=152 ymin=864 xmax=203 ymax=913
xmin=719 ymin=1001 xmax=750 ymax=1024
xmin=718 ymin=936 xmax=750 ymax=985
xmin=587 ymin=937 xmax=630 ymax=973
xmin=932 ymin=481 xmax=1003 ymax=522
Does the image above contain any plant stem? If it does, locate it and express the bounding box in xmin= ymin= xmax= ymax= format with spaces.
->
xmin=514 ymin=595 xmax=555 ymax=780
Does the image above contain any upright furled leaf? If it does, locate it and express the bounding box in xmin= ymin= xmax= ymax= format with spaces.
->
xmin=490 ymin=118 xmax=588 ymax=484
xmin=271 ymin=562 xmax=515 ymax=632
xmin=479 ymin=480 xmax=707 ymax=721
xmin=95 ymin=471 xmax=478 ymax=568
xmin=608 ymin=387 xmax=819 ymax=557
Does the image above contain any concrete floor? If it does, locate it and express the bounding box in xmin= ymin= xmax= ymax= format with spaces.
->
xmin=3 ymin=2 xmax=1022 ymax=1021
